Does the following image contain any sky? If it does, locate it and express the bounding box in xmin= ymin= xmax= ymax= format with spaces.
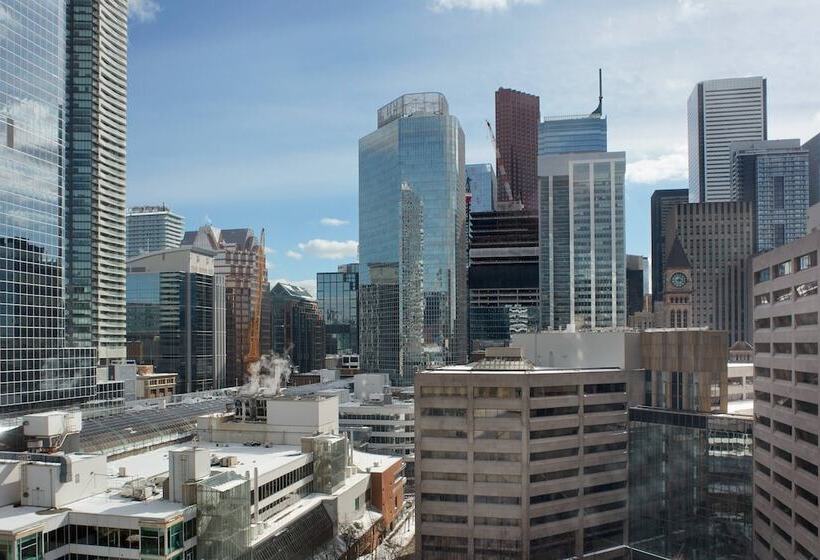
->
xmin=126 ymin=0 xmax=820 ymax=295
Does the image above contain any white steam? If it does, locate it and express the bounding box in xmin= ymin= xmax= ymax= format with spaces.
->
xmin=240 ymin=354 xmax=292 ymax=396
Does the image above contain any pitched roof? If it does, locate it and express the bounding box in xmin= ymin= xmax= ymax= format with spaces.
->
xmin=665 ymin=238 xmax=691 ymax=269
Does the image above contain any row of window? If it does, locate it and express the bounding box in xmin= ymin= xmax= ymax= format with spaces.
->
xmin=420 ymin=422 xmax=626 ymax=441
xmin=420 ymin=383 xmax=625 ymax=399
xmin=755 ymin=367 xmax=818 ymax=385
xmin=42 ymin=520 xmax=194 ymax=554
xmin=755 ymin=392 xmax=818 ymax=415
xmin=755 ymin=311 xmax=818 ymax=329
xmin=756 ymin=414 xmax=819 ymax=445
xmin=754 ymin=250 xmax=817 ymax=284
xmin=251 ymin=461 xmax=313 ymax=504
xmin=421 ymin=401 xmax=626 ymax=419
xmin=755 ymin=342 xmax=818 ymax=356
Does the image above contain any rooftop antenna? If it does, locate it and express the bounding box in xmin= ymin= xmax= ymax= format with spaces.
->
xmin=590 ymin=68 xmax=603 ymax=117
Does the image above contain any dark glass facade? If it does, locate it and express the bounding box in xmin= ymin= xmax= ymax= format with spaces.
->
xmin=359 ymin=93 xmax=466 ymax=384
xmin=126 ymin=266 xmax=226 ymax=393
xmin=651 ymin=189 xmax=689 ymax=305
xmin=316 ymin=263 xmax=358 ymax=355
xmin=270 ymin=282 xmax=325 ymax=374
xmin=0 ymin=0 xmax=96 ymax=411
xmin=465 ymin=163 xmax=494 ymax=213
xmin=629 ymin=407 xmax=753 ymax=560
xmin=626 ymin=254 xmax=647 ymax=316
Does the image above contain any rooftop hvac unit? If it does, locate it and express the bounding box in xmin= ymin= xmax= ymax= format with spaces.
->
xmin=220 ymin=456 xmax=238 ymax=467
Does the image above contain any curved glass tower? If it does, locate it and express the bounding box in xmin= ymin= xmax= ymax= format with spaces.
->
xmin=359 ymin=93 xmax=467 ymax=385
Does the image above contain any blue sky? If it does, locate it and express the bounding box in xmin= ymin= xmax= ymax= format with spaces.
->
xmin=127 ymin=0 xmax=820 ymax=294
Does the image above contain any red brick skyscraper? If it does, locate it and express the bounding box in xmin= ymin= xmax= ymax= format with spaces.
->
xmin=495 ymin=88 xmax=540 ymax=213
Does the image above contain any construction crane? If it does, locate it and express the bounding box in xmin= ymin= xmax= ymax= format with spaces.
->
xmin=243 ymin=228 xmax=266 ymax=374
xmin=485 ymin=120 xmax=522 ymax=212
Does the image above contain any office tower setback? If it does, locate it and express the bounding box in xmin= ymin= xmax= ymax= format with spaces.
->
xmin=316 ymin=263 xmax=359 ymax=355
xmin=181 ymin=226 xmax=266 ymax=387
xmin=538 ymin=71 xmax=607 ymax=156
xmin=751 ymin=218 xmax=820 ymax=559
xmin=359 ymin=93 xmax=467 ymax=384
xmin=468 ymin=211 xmax=539 ymax=351
xmin=731 ymin=139 xmax=810 ymax=252
xmin=466 ymin=163 xmax=495 ymax=213
xmin=65 ymin=0 xmax=129 ymax=365
xmin=539 ymin=151 xmax=626 ymax=330
xmin=127 ymin=205 xmax=185 ymax=257
xmin=126 ymin=247 xmax=227 ymax=392
xmin=495 ymin=88 xmax=540 ymax=212
xmin=415 ymin=348 xmax=629 ymax=559
xmin=688 ymin=76 xmax=767 ymax=202
xmin=650 ymin=189 xmax=689 ymax=305
xmin=270 ymin=282 xmax=326 ymax=374
xmin=626 ymin=255 xmax=648 ymax=317
xmin=666 ymin=202 xmax=754 ymax=344
xmin=804 ymin=132 xmax=820 ymax=205
xmin=0 ymin=0 xmax=97 ymax=411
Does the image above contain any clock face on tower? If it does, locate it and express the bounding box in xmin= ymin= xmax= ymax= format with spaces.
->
xmin=670 ymin=272 xmax=688 ymax=289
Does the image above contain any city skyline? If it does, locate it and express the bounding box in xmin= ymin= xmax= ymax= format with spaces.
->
xmin=125 ymin=1 xmax=820 ymax=292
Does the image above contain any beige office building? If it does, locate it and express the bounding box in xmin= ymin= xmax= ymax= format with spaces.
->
xmin=415 ymin=348 xmax=628 ymax=559
xmin=752 ymin=216 xmax=820 ymax=560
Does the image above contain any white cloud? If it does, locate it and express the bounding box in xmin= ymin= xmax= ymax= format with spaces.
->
xmin=430 ymin=0 xmax=540 ymax=12
xmin=271 ymin=278 xmax=316 ymax=297
xmin=297 ymin=239 xmax=358 ymax=260
xmin=264 ymin=246 xmax=276 ymax=255
xmin=285 ymin=250 xmax=303 ymax=260
xmin=627 ymin=149 xmax=688 ymax=185
xmin=129 ymin=0 xmax=160 ymax=22
xmin=320 ymin=217 xmax=350 ymax=227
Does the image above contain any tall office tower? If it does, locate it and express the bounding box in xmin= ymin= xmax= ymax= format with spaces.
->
xmin=667 ymin=202 xmax=755 ymax=344
xmin=687 ymin=76 xmax=767 ymax=202
xmin=466 ymin=163 xmax=495 ymax=214
xmin=270 ymin=282 xmax=326 ymax=374
xmin=804 ymin=133 xmax=820 ymax=205
xmin=415 ymin=348 xmax=629 ymax=559
xmin=538 ymin=71 xmax=606 ymax=156
xmin=751 ymin=216 xmax=820 ymax=559
xmin=0 ymin=0 xmax=97 ymax=411
xmin=495 ymin=88 xmax=540 ymax=212
xmin=731 ymin=139 xmax=810 ymax=252
xmin=650 ymin=189 xmax=689 ymax=305
xmin=539 ymin=151 xmax=627 ymax=330
xmin=126 ymin=247 xmax=227 ymax=392
xmin=64 ymin=0 xmax=128 ymax=366
xmin=626 ymin=255 xmax=647 ymax=317
xmin=316 ymin=263 xmax=359 ymax=355
xmin=359 ymin=93 xmax=467 ymax=384
xmin=468 ymin=212 xmax=539 ymax=352
xmin=181 ymin=226 xmax=265 ymax=387
xmin=126 ymin=205 xmax=185 ymax=257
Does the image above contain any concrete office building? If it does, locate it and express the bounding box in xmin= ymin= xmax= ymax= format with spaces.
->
xmin=64 ymin=0 xmax=129 ymax=366
xmin=539 ymin=151 xmax=626 ymax=330
xmin=359 ymin=94 xmax=467 ymax=383
xmin=650 ymin=189 xmax=689 ymax=306
xmin=466 ymin=163 xmax=496 ymax=214
xmin=666 ymin=201 xmax=755 ymax=344
xmin=126 ymin=247 xmax=227 ymax=393
xmin=415 ymin=348 xmax=629 ymax=559
xmin=317 ymin=263 xmax=359 ymax=355
xmin=731 ymin=139 xmax=810 ymax=252
xmin=751 ymin=212 xmax=820 ymax=560
xmin=495 ymin=88 xmax=540 ymax=212
xmin=804 ymin=132 xmax=820 ymax=205
xmin=181 ymin=226 xmax=266 ymax=387
xmin=688 ymin=76 xmax=767 ymax=202
xmin=126 ymin=205 xmax=185 ymax=257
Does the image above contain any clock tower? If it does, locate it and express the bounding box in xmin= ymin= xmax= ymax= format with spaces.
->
xmin=663 ymin=238 xmax=692 ymax=328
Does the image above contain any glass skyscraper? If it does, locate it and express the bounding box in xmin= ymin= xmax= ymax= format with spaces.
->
xmin=127 ymin=204 xmax=185 ymax=257
xmin=64 ymin=0 xmax=128 ymax=365
xmin=126 ymin=247 xmax=226 ymax=393
xmin=465 ymin=163 xmax=495 ymax=213
xmin=731 ymin=139 xmax=810 ymax=252
xmin=359 ymin=93 xmax=466 ymax=384
xmin=539 ymin=151 xmax=626 ymax=329
xmin=316 ymin=263 xmax=359 ymax=355
xmin=538 ymin=114 xmax=607 ymax=155
xmin=0 ymin=0 xmax=96 ymax=410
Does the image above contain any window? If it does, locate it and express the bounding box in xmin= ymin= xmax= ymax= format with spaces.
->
xmin=797 ymin=251 xmax=817 ymax=271
xmin=755 ymin=391 xmax=771 ymax=403
xmin=774 ymin=224 xmax=785 ymax=247
xmin=474 ymin=408 xmax=521 ymax=419
xmin=796 ymin=427 xmax=818 ymax=445
xmin=796 ymin=400 xmax=818 ymax=415
xmin=795 ymin=312 xmax=818 ymax=327
xmin=474 ymin=430 xmax=521 ymax=440
xmin=530 ymin=510 xmax=578 ymax=526
xmin=530 ymin=448 xmax=578 ymax=461
xmin=755 ymin=437 xmax=771 ymax=451
xmin=796 ymin=342 xmax=818 ymax=355
xmin=167 ymin=523 xmax=183 ymax=552
xmin=774 ymin=260 xmax=792 ymax=278
xmin=796 ymin=485 xmax=819 ymax=506
xmin=583 ymin=383 xmax=625 ymax=394
xmin=421 ymin=513 xmax=467 ymax=524
xmin=755 ymin=317 xmax=771 ymax=329
xmin=421 ymin=407 xmax=465 ymax=417
xmin=421 ymin=429 xmax=466 ymax=439
xmin=530 ymin=468 xmax=578 ymax=482
xmin=530 ymin=426 xmax=578 ymax=439
xmin=773 ymin=446 xmax=791 ymax=463
xmin=474 ymin=517 xmax=520 ymax=527
xmin=530 ymin=489 xmax=578 ymax=504
xmin=773 ymin=343 xmax=792 ymax=355
xmin=474 ymin=473 xmax=520 ymax=484
xmin=773 ymin=315 xmax=791 ymax=328
xmin=421 ymin=493 xmax=467 ymax=503
xmin=584 ymin=462 xmax=626 ymax=475
xmin=756 ymin=414 xmax=771 ymax=427
xmin=475 ymin=495 xmax=520 ymax=505
xmin=584 ymin=422 xmax=627 ymax=434
xmin=584 ymin=481 xmax=626 ymax=495
xmin=755 ymin=293 xmax=771 ymax=306
xmin=584 ymin=522 xmax=624 ymax=554
xmin=756 ymin=342 xmax=770 ymax=354
xmin=530 ymin=385 xmax=577 ymax=397
xmin=796 ymin=281 xmax=818 ymax=298
xmin=474 ymin=452 xmax=520 ymax=462
xmin=420 ymin=450 xmax=466 ymax=460
xmin=774 ymin=420 xmax=793 ymax=436
xmin=584 ymin=402 xmax=626 ymax=413
xmin=755 ymin=268 xmax=771 ymax=284
xmin=773 ymin=177 xmax=785 ymax=209
xmin=140 ymin=528 xmax=165 ymax=556
xmin=773 ymin=369 xmax=791 ymax=382
xmin=473 ymin=387 xmax=521 ymax=399
xmin=755 ymin=367 xmax=771 ymax=378
xmin=796 ymin=371 xmax=818 ymax=385
xmin=796 ymin=514 xmax=819 ymax=536
xmin=585 ymin=441 xmax=627 ymax=454
xmin=530 ymin=406 xmax=578 ymax=418
xmin=585 ymin=500 xmax=627 ymax=514
xmin=420 ymin=386 xmax=466 ymax=397
xmin=422 ymin=472 xmax=467 ymax=482
xmin=796 ymin=455 xmax=819 ymax=476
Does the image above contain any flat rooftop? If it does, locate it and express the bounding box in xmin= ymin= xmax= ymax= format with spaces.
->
xmin=424 ymin=364 xmax=623 ymax=375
